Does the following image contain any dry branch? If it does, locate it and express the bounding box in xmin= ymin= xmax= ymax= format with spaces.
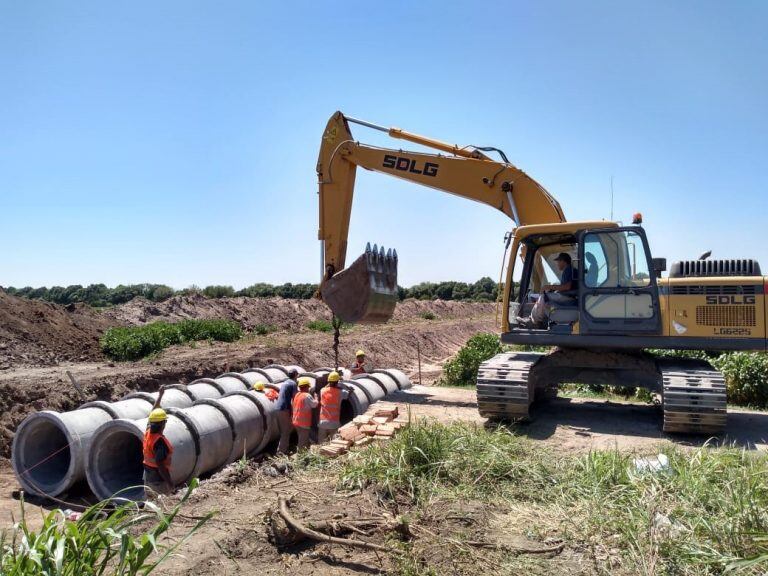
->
xmin=277 ymin=496 xmax=393 ymax=553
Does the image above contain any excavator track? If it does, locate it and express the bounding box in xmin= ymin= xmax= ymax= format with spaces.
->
xmin=476 ymin=352 xmax=544 ymax=420
xmin=659 ymin=359 xmax=727 ymax=434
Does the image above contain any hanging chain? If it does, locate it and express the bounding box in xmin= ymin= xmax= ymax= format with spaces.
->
xmin=332 ymin=316 xmax=342 ymax=372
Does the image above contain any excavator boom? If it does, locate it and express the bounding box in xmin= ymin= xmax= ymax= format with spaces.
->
xmin=317 ymin=111 xmax=565 ymax=323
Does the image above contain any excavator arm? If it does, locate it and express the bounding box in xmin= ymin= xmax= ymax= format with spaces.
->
xmin=317 ymin=111 xmax=566 ymax=323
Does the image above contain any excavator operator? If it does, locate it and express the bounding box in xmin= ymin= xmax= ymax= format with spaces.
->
xmin=518 ymin=252 xmax=577 ymax=328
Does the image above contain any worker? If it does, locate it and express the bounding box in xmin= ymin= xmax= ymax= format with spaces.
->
xmin=142 ymin=386 xmax=174 ymax=497
xmin=318 ymin=371 xmax=349 ymax=443
xmin=291 ymin=377 xmax=318 ymax=451
xmin=349 ymin=350 xmax=370 ymax=375
xmin=518 ymin=252 xmax=577 ymax=328
xmin=253 ymin=381 xmax=279 ymax=402
xmin=275 ymin=368 xmax=299 ymax=454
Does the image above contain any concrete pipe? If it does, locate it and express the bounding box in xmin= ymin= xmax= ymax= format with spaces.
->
xmin=86 ymin=415 xmax=197 ymax=502
xmin=213 ymin=373 xmax=250 ymax=394
xmin=342 ymin=381 xmax=370 ymax=417
xmin=125 ymin=386 xmax=195 ymax=408
xmin=167 ymin=404 xmax=233 ymax=479
xmin=196 ymin=395 xmax=264 ymax=463
xmin=80 ymin=397 xmax=154 ymax=420
xmin=265 ymin=364 xmax=305 ymax=376
xmin=226 ymin=390 xmax=279 ymax=452
xmin=282 ymin=364 xmax=305 ymax=375
xmin=348 ymin=378 xmax=386 ymax=403
xmin=373 ymin=369 xmax=412 ymax=390
xmin=187 ymin=378 xmax=226 ymax=401
xmin=12 ymin=407 xmax=115 ymax=497
xmin=364 ymin=372 xmax=400 ymax=395
xmin=247 ymin=367 xmax=289 ymax=383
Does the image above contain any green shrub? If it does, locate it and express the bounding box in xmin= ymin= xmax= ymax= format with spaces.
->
xmin=649 ymin=349 xmax=768 ymax=409
xmin=101 ymin=319 xmax=242 ymax=361
xmin=419 ymin=311 xmax=436 ymax=320
xmin=712 ymin=352 xmax=768 ymax=408
xmin=0 ymin=480 xmax=210 ymax=574
xmin=306 ymin=319 xmax=333 ymax=332
xmin=438 ymin=333 xmax=503 ymax=387
xmin=252 ymin=323 xmax=278 ymax=335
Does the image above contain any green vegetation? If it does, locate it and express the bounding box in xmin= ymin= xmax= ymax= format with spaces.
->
xmin=419 ymin=311 xmax=436 ymax=320
xmin=306 ymin=319 xmax=334 ymax=332
xmin=402 ymin=277 xmax=499 ymax=302
xmin=652 ymin=349 xmax=768 ymax=409
xmin=101 ymin=319 xmax=242 ymax=361
xmin=438 ymin=333 xmax=503 ymax=387
xmin=0 ymin=480 xmax=210 ymax=575
xmin=341 ymin=419 xmax=768 ymax=573
xmin=2 ymin=277 xmax=502 ymax=307
xmin=251 ymin=323 xmax=278 ymax=335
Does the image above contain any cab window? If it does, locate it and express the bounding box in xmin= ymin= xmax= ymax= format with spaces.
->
xmin=583 ymin=230 xmax=650 ymax=288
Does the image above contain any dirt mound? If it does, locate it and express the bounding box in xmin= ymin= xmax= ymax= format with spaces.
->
xmin=103 ymin=294 xmax=495 ymax=330
xmin=0 ymin=290 xmax=113 ymax=369
xmin=0 ymin=290 xmax=494 ymax=371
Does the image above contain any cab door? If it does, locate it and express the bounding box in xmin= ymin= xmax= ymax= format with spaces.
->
xmin=578 ymin=227 xmax=662 ymax=335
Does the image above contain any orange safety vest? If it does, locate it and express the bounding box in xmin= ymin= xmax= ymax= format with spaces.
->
xmin=292 ymin=391 xmax=313 ymax=428
xmin=350 ymin=361 xmax=367 ymax=375
xmin=143 ymin=430 xmax=173 ymax=469
xmin=320 ymin=386 xmax=342 ymax=424
xmin=265 ymin=388 xmax=279 ymax=402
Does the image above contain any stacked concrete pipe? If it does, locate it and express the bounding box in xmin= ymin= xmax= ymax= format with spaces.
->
xmin=11 ymin=364 xmax=299 ymax=497
xmin=13 ymin=364 xmax=411 ymax=501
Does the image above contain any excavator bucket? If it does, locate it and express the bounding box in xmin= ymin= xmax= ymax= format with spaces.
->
xmin=320 ymin=244 xmax=398 ymax=324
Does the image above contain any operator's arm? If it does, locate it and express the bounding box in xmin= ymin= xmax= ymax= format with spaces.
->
xmin=152 ymin=385 xmax=166 ymax=410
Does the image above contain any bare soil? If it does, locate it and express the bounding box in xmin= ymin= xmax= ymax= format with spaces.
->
xmin=0 ymin=289 xmax=494 ymax=370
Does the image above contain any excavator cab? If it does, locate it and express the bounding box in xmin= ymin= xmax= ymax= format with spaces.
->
xmin=505 ymin=222 xmax=663 ymax=343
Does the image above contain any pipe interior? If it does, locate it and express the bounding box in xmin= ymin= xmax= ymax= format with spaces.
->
xmin=18 ymin=420 xmax=70 ymax=491
xmin=95 ymin=430 xmax=144 ymax=500
xmin=340 ymin=400 xmax=355 ymax=424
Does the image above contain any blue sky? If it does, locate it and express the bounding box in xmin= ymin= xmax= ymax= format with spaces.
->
xmin=2 ymin=1 xmax=766 ymax=289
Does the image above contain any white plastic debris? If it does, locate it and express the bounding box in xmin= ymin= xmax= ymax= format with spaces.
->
xmin=632 ymin=453 xmax=670 ymax=474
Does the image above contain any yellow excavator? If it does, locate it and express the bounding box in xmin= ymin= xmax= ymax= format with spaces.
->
xmin=317 ymin=111 xmax=766 ymax=434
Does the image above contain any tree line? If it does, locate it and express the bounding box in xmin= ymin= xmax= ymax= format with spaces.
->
xmin=1 ymin=277 xmax=500 ymax=307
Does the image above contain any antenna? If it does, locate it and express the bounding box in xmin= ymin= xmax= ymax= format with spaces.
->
xmin=610 ymin=175 xmax=615 ymax=221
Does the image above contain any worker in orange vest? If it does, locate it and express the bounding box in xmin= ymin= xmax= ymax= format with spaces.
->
xmin=318 ymin=371 xmax=349 ymax=443
xmin=253 ymin=381 xmax=279 ymax=402
xmin=291 ymin=377 xmax=318 ymax=450
xmin=349 ymin=350 xmax=370 ymax=375
xmin=142 ymin=386 xmax=174 ymax=497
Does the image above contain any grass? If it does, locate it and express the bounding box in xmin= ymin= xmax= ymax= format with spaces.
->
xmin=339 ymin=419 xmax=768 ymax=574
xmin=251 ymin=323 xmax=278 ymax=336
xmin=305 ymin=319 xmax=352 ymax=332
xmin=419 ymin=311 xmax=437 ymax=320
xmin=100 ymin=319 xmax=242 ymax=361
xmin=0 ymin=480 xmax=211 ymax=574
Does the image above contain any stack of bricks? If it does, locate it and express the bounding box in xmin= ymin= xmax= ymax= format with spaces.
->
xmin=318 ymin=402 xmax=409 ymax=458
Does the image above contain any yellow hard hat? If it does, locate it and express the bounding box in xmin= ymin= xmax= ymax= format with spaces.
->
xmin=328 ymin=371 xmax=341 ymax=383
xmin=297 ymin=377 xmax=312 ymax=388
xmin=356 ymin=349 xmax=365 ymax=357
xmin=148 ymin=408 xmax=167 ymax=423
xmin=253 ymin=382 xmax=265 ymax=391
